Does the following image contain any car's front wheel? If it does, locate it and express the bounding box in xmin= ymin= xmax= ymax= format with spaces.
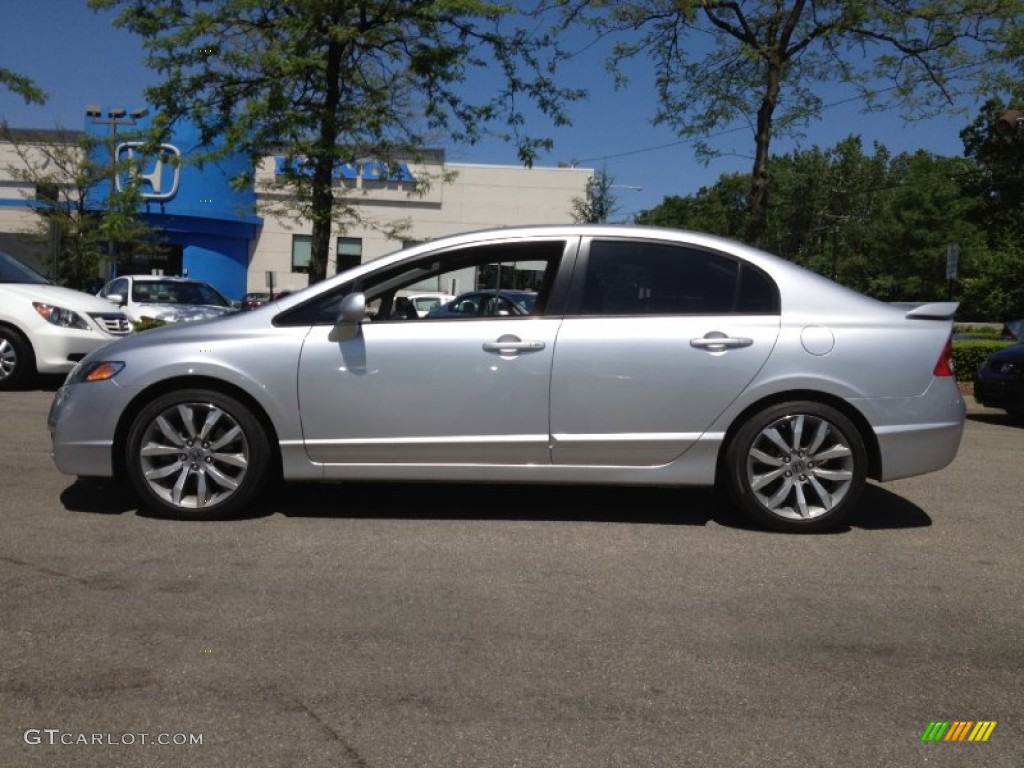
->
xmin=722 ymin=401 xmax=867 ymax=533
xmin=0 ymin=326 xmax=36 ymax=390
xmin=125 ymin=389 xmax=271 ymax=520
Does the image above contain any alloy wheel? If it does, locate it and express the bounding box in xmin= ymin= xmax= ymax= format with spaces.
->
xmin=744 ymin=412 xmax=856 ymax=522
xmin=0 ymin=337 xmax=16 ymax=381
xmin=137 ymin=401 xmax=250 ymax=510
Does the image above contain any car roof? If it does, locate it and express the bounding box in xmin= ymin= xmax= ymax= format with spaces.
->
xmin=461 ymin=289 xmax=534 ymax=295
xmin=272 ymin=223 xmax=898 ymax=319
xmin=124 ymin=275 xmax=211 ymax=283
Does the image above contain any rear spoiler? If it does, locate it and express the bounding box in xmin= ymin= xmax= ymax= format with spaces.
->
xmin=904 ymin=302 xmax=959 ymax=320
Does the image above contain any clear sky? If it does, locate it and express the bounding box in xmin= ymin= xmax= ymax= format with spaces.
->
xmin=0 ymin=1 xmax=980 ymax=221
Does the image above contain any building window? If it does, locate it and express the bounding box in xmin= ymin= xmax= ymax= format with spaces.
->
xmin=292 ymin=235 xmax=312 ymax=274
xmin=402 ymin=240 xmax=422 ymax=249
xmin=35 ymin=183 xmax=59 ymax=205
xmin=336 ymin=237 xmax=362 ymax=274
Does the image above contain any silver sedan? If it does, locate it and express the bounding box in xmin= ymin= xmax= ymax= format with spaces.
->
xmin=48 ymin=225 xmax=966 ymax=532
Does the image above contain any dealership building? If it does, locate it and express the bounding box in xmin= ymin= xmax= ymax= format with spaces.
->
xmin=0 ymin=112 xmax=593 ymax=300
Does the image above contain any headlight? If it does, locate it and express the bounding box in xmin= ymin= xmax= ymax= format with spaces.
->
xmin=33 ymin=302 xmax=91 ymax=330
xmin=70 ymin=360 xmax=125 ymax=383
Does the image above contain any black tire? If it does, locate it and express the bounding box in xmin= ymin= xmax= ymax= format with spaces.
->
xmin=125 ymin=389 xmax=271 ymax=520
xmin=722 ymin=401 xmax=867 ymax=533
xmin=0 ymin=326 xmax=36 ymax=391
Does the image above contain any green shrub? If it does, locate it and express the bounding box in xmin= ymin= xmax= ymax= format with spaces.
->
xmin=952 ymin=340 xmax=1015 ymax=381
xmin=131 ymin=318 xmax=170 ymax=333
xmin=954 ymin=324 xmax=1002 ymax=336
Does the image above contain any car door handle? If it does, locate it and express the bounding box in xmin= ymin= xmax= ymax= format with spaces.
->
xmin=483 ymin=336 xmax=546 ymax=354
xmin=690 ymin=333 xmax=754 ymax=351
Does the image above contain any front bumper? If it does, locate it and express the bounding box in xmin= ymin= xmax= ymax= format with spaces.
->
xmin=32 ymin=324 xmax=122 ymax=375
xmin=973 ymin=371 xmax=1024 ymax=412
xmin=48 ymin=380 xmax=123 ymax=478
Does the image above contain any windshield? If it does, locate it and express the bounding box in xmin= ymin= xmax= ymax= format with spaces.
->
xmin=132 ymin=280 xmax=231 ymax=307
xmin=0 ymin=251 xmax=50 ymax=285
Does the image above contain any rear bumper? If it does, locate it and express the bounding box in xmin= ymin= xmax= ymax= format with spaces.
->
xmin=851 ymin=378 xmax=966 ymax=482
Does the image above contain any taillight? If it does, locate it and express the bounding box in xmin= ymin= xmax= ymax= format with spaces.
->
xmin=933 ymin=336 xmax=954 ymax=377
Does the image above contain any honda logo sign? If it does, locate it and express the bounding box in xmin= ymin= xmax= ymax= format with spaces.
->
xmin=115 ymin=142 xmax=181 ymax=201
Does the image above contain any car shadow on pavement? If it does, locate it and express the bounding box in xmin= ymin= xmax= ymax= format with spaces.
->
xmin=59 ymin=478 xmax=930 ymax=532
xmin=966 ymin=411 xmax=1024 ymax=428
xmin=59 ymin=479 xmax=139 ymax=515
xmin=842 ymin=484 xmax=932 ymax=530
xmin=32 ymin=374 xmax=66 ymax=392
xmin=267 ymin=480 xmax=930 ymax=532
xmin=270 ymin=482 xmax=720 ymax=527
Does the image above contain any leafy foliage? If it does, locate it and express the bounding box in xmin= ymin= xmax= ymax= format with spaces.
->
xmin=0 ymin=66 xmax=46 ymax=106
xmin=549 ymin=0 xmax=1017 ymax=246
xmin=636 ymin=114 xmax=1024 ymax=322
xmin=572 ymin=166 xmax=623 ymax=222
xmin=89 ymin=0 xmax=585 ymax=283
xmin=0 ymin=125 xmax=163 ymax=289
xmin=953 ymin=339 xmax=1016 ymax=381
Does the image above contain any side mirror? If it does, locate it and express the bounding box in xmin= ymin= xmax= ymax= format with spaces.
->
xmin=105 ymin=293 xmax=125 ymax=306
xmin=328 ymin=292 xmax=366 ymax=342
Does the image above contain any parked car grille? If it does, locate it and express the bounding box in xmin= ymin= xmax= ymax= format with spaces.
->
xmin=89 ymin=312 xmax=133 ymax=336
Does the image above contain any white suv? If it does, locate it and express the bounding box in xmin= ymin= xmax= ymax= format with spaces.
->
xmin=98 ymin=274 xmax=237 ymax=324
xmin=0 ymin=251 xmax=131 ymax=390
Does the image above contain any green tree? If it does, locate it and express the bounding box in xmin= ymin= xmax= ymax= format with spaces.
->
xmin=551 ymin=0 xmax=1014 ymax=247
xmin=571 ymin=165 xmax=622 ymax=222
xmin=0 ymin=66 xmax=46 ymax=106
xmin=1 ymin=126 xmax=162 ymax=288
xmin=91 ymin=0 xmax=584 ymax=284
xmin=635 ymin=172 xmax=748 ymax=237
xmin=637 ymin=137 xmax=1000 ymax=312
xmin=766 ymin=137 xmax=893 ymax=282
xmin=957 ymin=244 xmax=1024 ymax=320
xmin=855 ymin=151 xmax=980 ymax=302
xmin=959 ymin=91 xmax=1024 ymax=245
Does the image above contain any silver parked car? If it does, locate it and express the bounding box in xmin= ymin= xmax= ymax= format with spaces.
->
xmin=49 ymin=225 xmax=965 ymax=532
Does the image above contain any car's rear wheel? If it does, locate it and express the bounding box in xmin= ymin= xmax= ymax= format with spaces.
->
xmin=0 ymin=326 xmax=35 ymax=391
xmin=723 ymin=401 xmax=867 ymax=533
xmin=125 ymin=389 xmax=270 ymax=520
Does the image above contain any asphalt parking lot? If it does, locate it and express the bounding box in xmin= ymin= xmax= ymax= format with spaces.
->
xmin=1 ymin=383 xmax=1022 ymax=767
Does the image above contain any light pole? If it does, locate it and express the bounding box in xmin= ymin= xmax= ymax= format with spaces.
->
xmin=996 ymin=109 xmax=1024 ymax=134
xmin=85 ymin=105 xmax=148 ymax=278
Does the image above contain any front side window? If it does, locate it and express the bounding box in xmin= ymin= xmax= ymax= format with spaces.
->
xmin=103 ymin=277 xmax=129 ymax=299
xmin=277 ymin=239 xmax=567 ymax=326
xmin=578 ymin=239 xmax=778 ymax=316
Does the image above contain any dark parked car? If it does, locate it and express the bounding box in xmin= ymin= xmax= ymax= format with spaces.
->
xmin=973 ymin=343 xmax=1024 ymax=418
xmin=427 ymin=289 xmax=537 ymax=318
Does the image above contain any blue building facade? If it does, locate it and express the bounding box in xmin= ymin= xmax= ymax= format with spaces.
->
xmin=84 ymin=110 xmax=262 ymax=300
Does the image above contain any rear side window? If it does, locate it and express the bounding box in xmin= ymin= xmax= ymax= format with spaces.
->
xmin=576 ymin=239 xmax=778 ymax=316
